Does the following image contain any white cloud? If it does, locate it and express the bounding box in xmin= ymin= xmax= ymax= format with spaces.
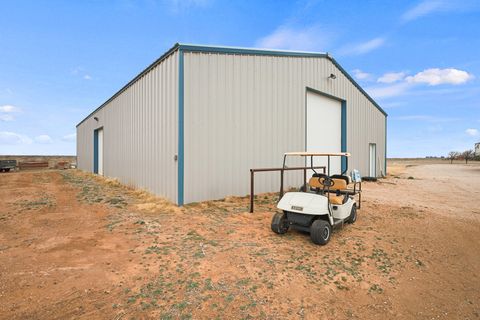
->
xmin=465 ymin=128 xmax=479 ymax=136
xmin=62 ymin=133 xmax=76 ymax=142
xmin=340 ymin=37 xmax=385 ymax=56
xmin=352 ymin=69 xmax=371 ymax=80
xmin=83 ymin=75 xmax=92 ymax=80
xmin=34 ymin=135 xmax=53 ymax=144
xmin=402 ymin=0 xmax=446 ymax=22
xmin=255 ymin=25 xmax=331 ymax=51
xmin=401 ymin=0 xmax=480 ymax=22
xmin=365 ymin=82 xmax=411 ymax=99
xmin=0 ymin=105 xmax=22 ymax=121
xmin=369 ymin=67 xmax=475 ymax=99
xmin=0 ymin=131 xmax=32 ymax=145
xmin=0 ymin=105 xmax=21 ymax=113
xmin=405 ymin=68 xmax=474 ymax=86
xmin=378 ymin=72 xmax=406 ymax=84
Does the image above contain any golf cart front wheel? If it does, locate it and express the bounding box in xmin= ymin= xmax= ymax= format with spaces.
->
xmin=310 ymin=220 xmax=332 ymax=245
xmin=271 ymin=212 xmax=289 ymax=234
xmin=347 ymin=204 xmax=357 ymax=224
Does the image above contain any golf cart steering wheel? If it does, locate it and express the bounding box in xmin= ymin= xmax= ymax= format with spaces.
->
xmin=322 ymin=177 xmax=335 ymax=188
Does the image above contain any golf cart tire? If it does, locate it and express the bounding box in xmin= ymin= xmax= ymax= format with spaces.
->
xmin=271 ymin=212 xmax=289 ymax=234
xmin=310 ymin=219 xmax=332 ymax=245
xmin=347 ymin=204 xmax=357 ymax=224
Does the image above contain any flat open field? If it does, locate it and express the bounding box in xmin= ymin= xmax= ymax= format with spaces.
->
xmin=0 ymin=161 xmax=479 ymax=319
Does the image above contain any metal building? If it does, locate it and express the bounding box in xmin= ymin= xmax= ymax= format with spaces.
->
xmin=77 ymin=43 xmax=387 ymax=205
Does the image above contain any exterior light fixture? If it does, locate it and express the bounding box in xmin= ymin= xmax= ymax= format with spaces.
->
xmin=94 ymin=117 xmax=99 ymax=121
xmin=328 ymin=73 xmax=337 ymax=80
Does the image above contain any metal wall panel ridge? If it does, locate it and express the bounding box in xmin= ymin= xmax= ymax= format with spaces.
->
xmin=183 ymin=52 xmax=385 ymax=203
xmin=76 ymin=51 xmax=179 ymax=203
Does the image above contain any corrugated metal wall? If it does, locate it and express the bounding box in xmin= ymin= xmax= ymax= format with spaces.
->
xmin=76 ymin=51 xmax=179 ymax=203
xmin=183 ymin=52 xmax=386 ymax=203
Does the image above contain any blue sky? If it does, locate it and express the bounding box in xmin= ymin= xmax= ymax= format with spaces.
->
xmin=0 ymin=0 xmax=479 ymax=157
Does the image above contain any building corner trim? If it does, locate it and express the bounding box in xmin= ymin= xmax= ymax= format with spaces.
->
xmin=178 ymin=49 xmax=185 ymax=206
xmin=93 ymin=129 xmax=99 ymax=174
xmin=341 ymin=100 xmax=347 ymax=172
xmin=384 ymin=116 xmax=387 ymax=176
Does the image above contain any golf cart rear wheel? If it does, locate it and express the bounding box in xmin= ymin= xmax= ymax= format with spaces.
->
xmin=347 ymin=204 xmax=357 ymax=224
xmin=310 ymin=219 xmax=332 ymax=245
xmin=271 ymin=212 xmax=289 ymax=234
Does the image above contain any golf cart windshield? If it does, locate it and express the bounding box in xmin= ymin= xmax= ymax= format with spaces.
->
xmin=282 ymin=152 xmax=350 ymax=176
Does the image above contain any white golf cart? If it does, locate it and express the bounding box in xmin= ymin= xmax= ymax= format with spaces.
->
xmin=271 ymin=152 xmax=362 ymax=245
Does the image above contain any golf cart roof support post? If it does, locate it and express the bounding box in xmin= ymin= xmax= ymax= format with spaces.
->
xmin=328 ymin=156 xmax=330 ymax=176
xmin=310 ymin=155 xmax=316 ymax=174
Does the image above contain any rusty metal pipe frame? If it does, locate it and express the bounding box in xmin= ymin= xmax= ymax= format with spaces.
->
xmin=249 ymin=165 xmax=326 ymax=213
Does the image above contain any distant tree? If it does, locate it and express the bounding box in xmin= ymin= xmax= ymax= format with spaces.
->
xmin=462 ymin=150 xmax=474 ymax=164
xmin=448 ymin=151 xmax=459 ymax=164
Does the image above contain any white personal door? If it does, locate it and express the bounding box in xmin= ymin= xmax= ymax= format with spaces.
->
xmin=369 ymin=143 xmax=376 ymax=177
xmin=306 ymin=90 xmax=342 ymax=175
xmin=97 ymin=128 xmax=104 ymax=176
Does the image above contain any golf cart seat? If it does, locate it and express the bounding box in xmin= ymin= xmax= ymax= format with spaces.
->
xmin=308 ymin=174 xmax=353 ymax=205
xmin=331 ymin=174 xmax=351 ymax=185
xmin=328 ymin=194 xmax=344 ymax=205
xmin=308 ymin=176 xmax=349 ymax=191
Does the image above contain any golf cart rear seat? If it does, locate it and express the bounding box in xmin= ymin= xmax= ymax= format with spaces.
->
xmin=308 ymin=174 xmax=350 ymax=191
xmin=308 ymin=174 xmax=351 ymax=205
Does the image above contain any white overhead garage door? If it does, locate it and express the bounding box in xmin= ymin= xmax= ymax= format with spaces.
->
xmin=306 ymin=90 xmax=342 ymax=175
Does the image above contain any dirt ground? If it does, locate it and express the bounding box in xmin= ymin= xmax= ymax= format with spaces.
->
xmin=0 ymin=161 xmax=479 ymax=319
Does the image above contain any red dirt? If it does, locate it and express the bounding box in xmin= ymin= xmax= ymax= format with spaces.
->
xmin=0 ymin=163 xmax=479 ymax=319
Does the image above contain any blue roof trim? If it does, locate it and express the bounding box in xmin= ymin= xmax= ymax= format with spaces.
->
xmin=77 ymin=42 xmax=387 ymax=128
xmin=178 ymin=43 xmax=328 ymax=58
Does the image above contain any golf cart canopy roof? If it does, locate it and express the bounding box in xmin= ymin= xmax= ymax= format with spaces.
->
xmin=284 ymin=152 xmax=351 ymax=157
